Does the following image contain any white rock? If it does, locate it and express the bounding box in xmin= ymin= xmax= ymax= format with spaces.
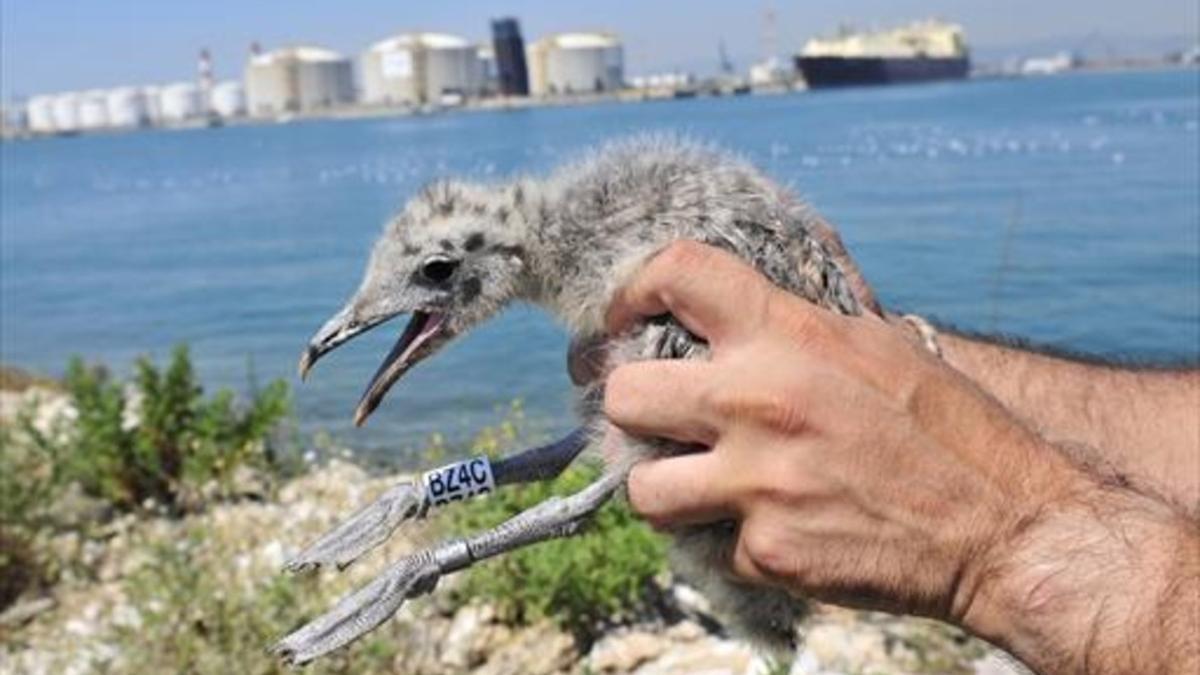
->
xmin=441 ymin=604 xmax=495 ymax=669
xmin=664 ymin=619 xmax=707 ymax=642
xmin=258 ymin=540 xmax=285 ymax=569
xmin=588 ymin=629 xmax=670 ymax=672
xmin=632 ymin=635 xmax=757 ymax=675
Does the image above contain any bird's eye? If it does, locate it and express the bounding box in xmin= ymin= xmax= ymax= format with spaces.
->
xmin=420 ymin=257 xmax=460 ymax=284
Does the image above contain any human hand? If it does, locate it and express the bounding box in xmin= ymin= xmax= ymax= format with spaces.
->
xmin=601 ymin=242 xmax=1199 ymax=674
xmin=600 ymin=241 xmax=1073 ymax=618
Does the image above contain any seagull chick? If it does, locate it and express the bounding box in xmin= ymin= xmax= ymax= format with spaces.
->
xmin=275 ymin=135 xmax=908 ymax=665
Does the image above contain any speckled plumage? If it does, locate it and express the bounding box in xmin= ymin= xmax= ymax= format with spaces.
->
xmin=277 ymin=135 xmax=870 ymax=662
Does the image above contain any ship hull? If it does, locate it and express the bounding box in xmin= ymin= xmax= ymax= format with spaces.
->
xmin=797 ymin=55 xmax=969 ymax=88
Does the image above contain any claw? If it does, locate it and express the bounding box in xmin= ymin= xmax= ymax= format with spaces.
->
xmin=285 ymin=480 xmax=427 ymax=573
xmin=273 ymin=550 xmax=442 ymax=665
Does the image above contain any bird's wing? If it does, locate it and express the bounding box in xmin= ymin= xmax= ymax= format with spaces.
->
xmin=706 ymin=213 xmax=865 ymax=319
xmin=791 ymin=231 xmax=864 ymax=317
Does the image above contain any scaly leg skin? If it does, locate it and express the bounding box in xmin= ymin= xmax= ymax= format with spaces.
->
xmin=284 ymin=480 xmax=427 ymax=573
xmin=284 ymin=428 xmax=590 ymax=573
xmin=273 ymin=468 xmax=624 ymax=666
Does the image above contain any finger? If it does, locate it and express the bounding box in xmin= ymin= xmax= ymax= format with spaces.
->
xmin=627 ymin=451 xmax=736 ymax=527
xmin=604 ymin=360 xmax=721 ymax=446
xmin=605 ymin=241 xmax=772 ymax=345
xmin=731 ymin=526 xmax=771 ymax=584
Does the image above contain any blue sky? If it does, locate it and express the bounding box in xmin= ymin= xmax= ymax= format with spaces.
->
xmin=2 ymin=0 xmax=1196 ymax=98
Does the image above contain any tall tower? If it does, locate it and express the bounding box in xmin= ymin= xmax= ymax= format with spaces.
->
xmin=198 ymin=48 xmax=215 ymax=114
xmin=490 ymin=17 xmax=529 ymax=96
xmin=762 ymin=2 xmax=778 ymax=61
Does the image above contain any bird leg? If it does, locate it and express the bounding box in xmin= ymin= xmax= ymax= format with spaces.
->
xmin=273 ymin=468 xmax=624 ymax=665
xmin=284 ymin=427 xmax=592 ymax=573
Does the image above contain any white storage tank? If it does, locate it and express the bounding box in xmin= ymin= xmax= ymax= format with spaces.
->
xmin=106 ymin=87 xmax=148 ymax=128
xmin=245 ymin=45 xmax=354 ymax=116
xmin=527 ymin=32 xmax=623 ymax=96
xmin=141 ymin=86 xmax=164 ymax=126
xmin=78 ymin=90 xmax=111 ymax=130
xmin=361 ymin=32 xmax=483 ymax=106
xmin=51 ymin=93 xmax=81 ymax=132
xmin=27 ymin=95 xmax=57 ymax=133
xmin=159 ymin=82 xmax=202 ymax=122
xmin=210 ymin=80 xmax=246 ymax=118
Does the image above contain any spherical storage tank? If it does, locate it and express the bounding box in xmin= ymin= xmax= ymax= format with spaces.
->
xmin=245 ymin=46 xmax=354 ymax=116
xmin=77 ymin=90 xmax=111 ymax=130
xmin=527 ymin=32 xmax=623 ymax=96
xmin=27 ymin=95 xmax=57 ymax=133
xmin=210 ymin=81 xmax=246 ymax=118
xmin=51 ymin=93 xmax=82 ymax=132
xmin=159 ymin=82 xmax=202 ymax=122
xmin=106 ymin=87 xmax=148 ymax=128
xmin=361 ymin=32 xmax=483 ymax=106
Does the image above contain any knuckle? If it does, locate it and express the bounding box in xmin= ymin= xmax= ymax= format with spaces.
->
xmin=714 ymin=388 xmax=807 ymax=435
xmin=731 ymin=534 xmax=762 ymax=582
xmin=767 ymin=292 xmax=830 ymax=351
xmin=696 ymin=380 xmax=727 ymax=422
xmin=659 ymin=240 xmax=709 ymax=268
xmin=740 ymin=524 xmax=794 ymax=581
xmin=654 ymin=241 xmax=724 ymax=281
xmin=759 ymin=392 xmax=807 ymax=434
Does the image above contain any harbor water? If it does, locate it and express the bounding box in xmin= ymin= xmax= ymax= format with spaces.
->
xmin=2 ymin=69 xmax=1197 ymax=464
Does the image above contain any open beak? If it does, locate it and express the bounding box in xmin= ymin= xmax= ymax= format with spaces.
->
xmin=299 ymin=308 xmax=455 ymax=427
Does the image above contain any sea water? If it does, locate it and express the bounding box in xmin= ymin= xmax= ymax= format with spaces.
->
xmin=2 ymin=69 xmax=1197 ymax=462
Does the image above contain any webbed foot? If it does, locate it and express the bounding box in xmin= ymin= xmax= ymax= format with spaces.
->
xmin=284 ymin=479 xmax=426 ymax=573
xmin=273 ymin=550 xmax=441 ymax=665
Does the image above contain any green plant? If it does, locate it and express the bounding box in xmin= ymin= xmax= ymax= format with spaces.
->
xmin=0 ymin=410 xmax=64 ymax=608
xmin=444 ymin=459 xmax=668 ymax=639
xmin=23 ymin=345 xmax=291 ymax=513
xmin=113 ymin=524 xmax=397 ymax=675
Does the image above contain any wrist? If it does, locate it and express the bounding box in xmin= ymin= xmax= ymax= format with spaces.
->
xmin=957 ymin=462 xmax=1194 ymax=674
xmin=884 ymin=311 xmax=942 ymax=357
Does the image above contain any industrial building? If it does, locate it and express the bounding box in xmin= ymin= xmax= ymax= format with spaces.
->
xmin=26 ymin=96 xmax=57 ymax=134
xmin=245 ymin=45 xmax=355 ymax=116
xmin=50 ymin=93 xmax=81 ymax=133
xmin=477 ymin=45 xmax=499 ymax=94
xmin=210 ymin=81 xmax=247 ymax=117
xmin=141 ymin=86 xmax=164 ymax=125
xmin=527 ymin=32 xmax=623 ymax=96
xmin=106 ymin=87 xmax=149 ymax=128
xmin=77 ymin=91 xmax=111 ymax=130
xmin=159 ymin=82 xmax=203 ymax=122
xmin=360 ymin=32 xmax=484 ymax=106
xmin=491 ymin=18 xmax=529 ymax=96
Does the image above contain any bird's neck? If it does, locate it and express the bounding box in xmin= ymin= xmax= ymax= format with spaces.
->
xmin=510 ymin=177 xmax=663 ymax=337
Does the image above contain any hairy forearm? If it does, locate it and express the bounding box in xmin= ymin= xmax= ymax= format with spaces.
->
xmin=962 ymin=466 xmax=1200 ymax=675
xmin=935 ymin=330 xmax=1200 ymax=513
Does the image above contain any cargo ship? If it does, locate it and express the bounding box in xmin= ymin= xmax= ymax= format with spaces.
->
xmin=796 ymin=20 xmax=969 ymax=88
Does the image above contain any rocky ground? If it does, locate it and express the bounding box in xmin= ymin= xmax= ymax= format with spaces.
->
xmin=1 ymin=381 xmax=1029 ymax=675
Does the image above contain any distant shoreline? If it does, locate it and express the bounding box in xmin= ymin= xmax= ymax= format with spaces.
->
xmin=4 ymin=62 xmax=1194 ymax=143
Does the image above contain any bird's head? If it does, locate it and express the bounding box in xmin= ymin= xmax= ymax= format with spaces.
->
xmin=300 ymin=179 xmax=531 ymax=426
